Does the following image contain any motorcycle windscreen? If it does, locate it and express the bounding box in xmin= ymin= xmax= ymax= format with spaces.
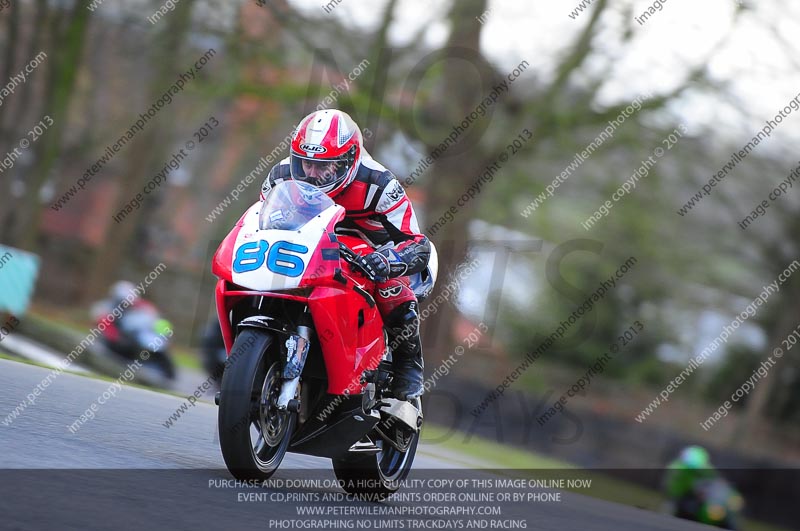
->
xmin=259 ymin=180 xmax=335 ymax=231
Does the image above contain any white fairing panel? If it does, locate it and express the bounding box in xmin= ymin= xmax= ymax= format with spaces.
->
xmin=230 ymin=201 xmax=341 ymax=291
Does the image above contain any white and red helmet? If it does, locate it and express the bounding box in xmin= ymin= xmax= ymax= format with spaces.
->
xmin=289 ymin=109 xmax=363 ymax=197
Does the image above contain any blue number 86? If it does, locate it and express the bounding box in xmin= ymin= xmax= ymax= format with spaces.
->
xmin=233 ymin=240 xmax=308 ymax=277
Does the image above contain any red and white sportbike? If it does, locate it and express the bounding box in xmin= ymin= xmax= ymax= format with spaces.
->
xmin=212 ymin=180 xmax=436 ymax=497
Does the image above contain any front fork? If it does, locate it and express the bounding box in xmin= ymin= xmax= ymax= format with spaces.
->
xmin=275 ymin=324 xmax=311 ymax=412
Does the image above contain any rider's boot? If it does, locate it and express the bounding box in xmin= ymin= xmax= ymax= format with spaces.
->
xmin=385 ymin=301 xmax=424 ymax=401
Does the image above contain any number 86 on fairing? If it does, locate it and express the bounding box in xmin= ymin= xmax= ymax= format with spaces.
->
xmin=232 ymin=240 xmax=309 ymax=277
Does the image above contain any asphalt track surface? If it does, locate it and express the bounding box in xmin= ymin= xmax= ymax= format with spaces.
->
xmin=0 ymin=359 xmax=713 ymax=531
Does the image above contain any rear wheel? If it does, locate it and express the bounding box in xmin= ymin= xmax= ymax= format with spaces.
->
xmin=218 ymin=329 xmax=295 ymax=480
xmin=331 ymin=398 xmax=421 ymax=499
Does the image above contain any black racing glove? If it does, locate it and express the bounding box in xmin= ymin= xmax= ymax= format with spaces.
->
xmin=354 ymin=252 xmax=391 ymax=282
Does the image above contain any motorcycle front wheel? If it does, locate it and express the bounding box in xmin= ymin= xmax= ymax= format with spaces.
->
xmin=218 ymin=329 xmax=295 ymax=480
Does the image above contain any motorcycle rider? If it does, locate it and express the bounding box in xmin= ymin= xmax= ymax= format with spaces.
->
xmin=259 ymin=109 xmax=431 ymax=401
xmin=664 ymin=445 xmax=719 ymax=518
xmin=92 ymin=281 xmax=171 ymax=358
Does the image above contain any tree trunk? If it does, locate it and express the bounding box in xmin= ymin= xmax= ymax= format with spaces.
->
xmin=736 ymin=279 xmax=800 ymax=447
xmin=418 ymin=0 xmax=491 ymax=362
xmin=0 ymin=0 xmax=21 ymax=236
xmin=16 ymin=0 xmax=93 ymax=251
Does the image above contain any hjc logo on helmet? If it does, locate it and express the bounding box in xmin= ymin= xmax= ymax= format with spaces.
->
xmin=299 ymin=143 xmax=327 ymax=154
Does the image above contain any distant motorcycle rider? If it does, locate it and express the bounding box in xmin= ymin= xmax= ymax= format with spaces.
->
xmin=92 ymin=281 xmax=171 ymax=359
xmin=91 ymin=281 xmax=155 ymax=341
xmin=664 ymin=446 xmax=718 ymax=518
xmin=259 ymin=109 xmax=431 ymax=401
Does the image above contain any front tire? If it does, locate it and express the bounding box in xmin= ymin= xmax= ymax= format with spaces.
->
xmin=218 ymin=329 xmax=295 ymax=480
xmin=331 ymin=398 xmax=421 ymax=499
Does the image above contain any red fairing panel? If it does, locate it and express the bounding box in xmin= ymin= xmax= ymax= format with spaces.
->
xmin=212 ymin=211 xmax=246 ymax=281
xmin=308 ymin=284 xmax=385 ymax=394
xmin=213 ymin=213 xmax=245 ymax=353
xmin=298 ymin=234 xmax=342 ymax=289
xmin=215 ymin=280 xmax=241 ymax=353
xmin=304 ymin=224 xmax=386 ymax=393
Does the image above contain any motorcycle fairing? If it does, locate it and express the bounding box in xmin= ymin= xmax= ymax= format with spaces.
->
xmin=307 ymin=285 xmax=384 ymax=394
xmin=213 ymin=184 xmax=387 ymax=396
